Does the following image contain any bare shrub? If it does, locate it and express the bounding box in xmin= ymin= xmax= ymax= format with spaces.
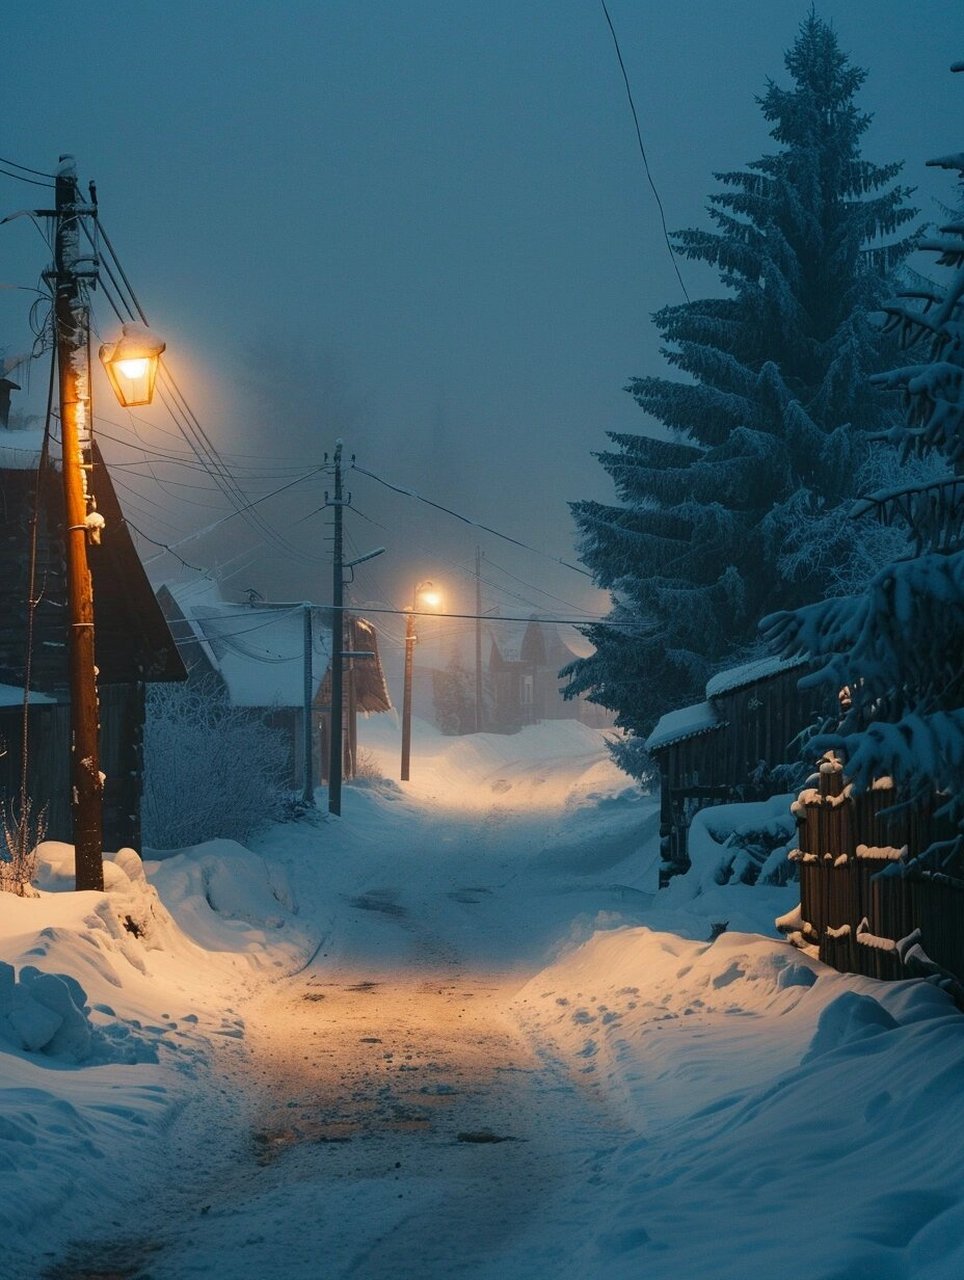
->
xmin=349 ymin=748 xmax=384 ymax=784
xmin=0 ymin=794 xmax=47 ymax=896
xmin=143 ymin=678 xmax=289 ymax=849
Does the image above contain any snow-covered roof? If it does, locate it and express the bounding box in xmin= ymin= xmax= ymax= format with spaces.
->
xmin=165 ymin=579 xmax=332 ymax=708
xmin=705 ymin=654 xmax=809 ymax=700
xmin=190 ymin=605 xmax=332 ymax=708
xmin=644 ymin=701 xmax=723 ymax=752
xmin=0 ymin=682 xmax=55 ymax=707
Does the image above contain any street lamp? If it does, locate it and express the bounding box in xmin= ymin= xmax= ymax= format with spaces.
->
xmin=99 ymin=322 xmax=166 ymax=408
xmin=400 ymin=580 xmax=441 ymax=781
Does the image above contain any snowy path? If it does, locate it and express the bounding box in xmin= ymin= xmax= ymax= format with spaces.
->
xmin=140 ymin=762 xmax=644 ymax=1278
xmin=142 ymin=966 xmax=627 ymax=1279
xmin=50 ymin=723 xmax=654 ymax=1278
xmin=24 ymin=721 xmax=964 ymax=1280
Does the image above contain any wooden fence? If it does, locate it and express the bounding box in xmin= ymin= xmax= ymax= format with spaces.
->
xmin=787 ymin=756 xmax=964 ymax=993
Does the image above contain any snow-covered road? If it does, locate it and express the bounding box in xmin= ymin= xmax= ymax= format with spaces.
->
xmin=144 ymin=967 xmax=627 ymax=1279
xmin=48 ymin=720 xmax=654 ymax=1278
xmin=14 ymin=718 xmax=964 ymax=1280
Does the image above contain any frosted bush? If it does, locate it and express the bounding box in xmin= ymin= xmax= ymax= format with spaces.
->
xmin=143 ymin=678 xmax=289 ymax=848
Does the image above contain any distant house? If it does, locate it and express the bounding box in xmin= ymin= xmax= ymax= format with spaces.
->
xmin=156 ymin=581 xmax=392 ymax=786
xmin=645 ymin=655 xmax=829 ymax=880
xmin=0 ymin=430 xmax=186 ymax=850
xmin=487 ymin=618 xmax=612 ymax=733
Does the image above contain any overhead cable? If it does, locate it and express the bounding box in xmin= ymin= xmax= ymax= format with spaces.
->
xmin=350 ymin=462 xmax=591 ymax=578
xmin=599 ymin=0 xmax=690 ymax=302
xmin=0 ymin=154 xmax=57 ymax=180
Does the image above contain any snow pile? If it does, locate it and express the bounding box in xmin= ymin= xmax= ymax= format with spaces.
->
xmin=0 ymin=838 xmax=314 ymax=1274
xmin=513 ymin=925 xmax=964 ymax=1279
xmin=672 ymin=794 xmax=797 ymax=893
xmin=146 ymin=838 xmax=307 ymax=969
xmin=358 ymin=714 xmax=626 ymax=814
xmin=0 ymin=962 xmax=93 ymax=1062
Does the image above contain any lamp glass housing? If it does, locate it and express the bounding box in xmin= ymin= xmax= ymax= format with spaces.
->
xmin=99 ymin=323 xmax=166 ymax=408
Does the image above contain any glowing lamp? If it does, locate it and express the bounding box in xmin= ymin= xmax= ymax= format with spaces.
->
xmin=99 ymin=323 xmax=166 ymax=407
xmin=418 ymin=585 xmax=441 ymax=610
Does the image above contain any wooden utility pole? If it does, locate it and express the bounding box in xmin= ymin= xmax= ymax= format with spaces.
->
xmin=302 ymin=603 xmax=314 ymax=806
xmin=54 ymin=156 xmax=104 ymax=891
xmin=475 ymin=545 xmax=483 ymax=732
xmin=328 ymin=442 xmax=345 ymax=816
xmin=400 ymin=607 xmax=415 ymax=781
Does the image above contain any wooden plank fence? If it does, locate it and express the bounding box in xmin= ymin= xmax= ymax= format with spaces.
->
xmin=785 ymin=755 xmax=964 ymax=995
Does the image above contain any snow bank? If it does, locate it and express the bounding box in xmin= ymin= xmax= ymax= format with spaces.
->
xmin=513 ymin=925 xmax=964 ymax=1279
xmin=0 ymin=838 xmax=315 ymax=1275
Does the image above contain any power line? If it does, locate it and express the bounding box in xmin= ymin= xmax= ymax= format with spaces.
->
xmin=481 ymin=551 xmax=602 ymax=617
xmin=0 ymin=165 xmax=54 ymax=189
xmin=324 ymin=603 xmax=641 ymax=629
xmin=344 ymin=501 xmax=573 ymax=621
xmin=599 ymin=0 xmax=689 ymax=302
xmin=122 ymin=519 xmax=209 ymax=573
xmin=94 ymin=216 xmax=148 ymax=322
xmin=139 ymin=464 xmax=329 ymax=564
xmin=89 ymin=238 xmax=326 ymax=566
xmin=0 ymin=153 xmax=57 ymax=180
xmin=351 ymin=461 xmax=592 ymax=578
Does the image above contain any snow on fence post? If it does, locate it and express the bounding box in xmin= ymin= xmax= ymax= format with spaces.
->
xmin=781 ymin=754 xmax=964 ymax=997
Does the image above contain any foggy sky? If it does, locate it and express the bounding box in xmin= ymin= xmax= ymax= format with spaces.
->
xmin=1 ymin=0 xmax=960 ymax=666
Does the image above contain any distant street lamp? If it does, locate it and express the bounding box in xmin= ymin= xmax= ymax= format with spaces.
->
xmin=400 ymin=581 xmax=441 ymax=781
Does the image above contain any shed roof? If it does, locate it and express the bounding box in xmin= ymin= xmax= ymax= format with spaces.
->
xmin=0 ymin=682 xmax=55 ymax=707
xmin=164 ymin=580 xmax=331 ymax=707
xmin=705 ymin=654 xmax=809 ymax=700
xmin=645 ymin=701 xmax=724 ymax=753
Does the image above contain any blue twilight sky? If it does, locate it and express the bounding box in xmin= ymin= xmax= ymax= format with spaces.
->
xmin=1 ymin=1 xmax=961 ymax=657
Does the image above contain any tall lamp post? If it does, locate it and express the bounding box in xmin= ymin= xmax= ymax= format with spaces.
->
xmin=400 ymin=580 xmax=440 ymax=781
xmin=51 ymin=156 xmax=165 ymax=890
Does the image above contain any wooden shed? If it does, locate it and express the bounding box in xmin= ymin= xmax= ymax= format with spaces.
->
xmin=0 ymin=430 xmax=186 ymax=851
xmin=645 ymin=655 xmax=829 ymax=880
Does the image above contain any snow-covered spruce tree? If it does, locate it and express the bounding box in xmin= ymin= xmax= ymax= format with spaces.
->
xmin=762 ymin=83 xmax=964 ymax=842
xmin=564 ymin=14 xmax=917 ymax=778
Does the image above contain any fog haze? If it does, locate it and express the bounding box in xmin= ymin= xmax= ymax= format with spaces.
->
xmin=1 ymin=0 xmax=960 ymax=661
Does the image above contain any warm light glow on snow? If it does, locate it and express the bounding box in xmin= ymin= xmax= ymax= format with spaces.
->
xmin=362 ymin=716 xmax=628 ymax=814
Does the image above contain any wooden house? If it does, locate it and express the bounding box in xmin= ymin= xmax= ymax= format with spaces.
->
xmin=0 ymin=430 xmax=186 ymax=851
xmin=645 ymin=655 xmax=829 ymax=880
xmin=487 ymin=618 xmax=612 ymax=733
xmin=156 ymin=580 xmax=391 ymax=787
